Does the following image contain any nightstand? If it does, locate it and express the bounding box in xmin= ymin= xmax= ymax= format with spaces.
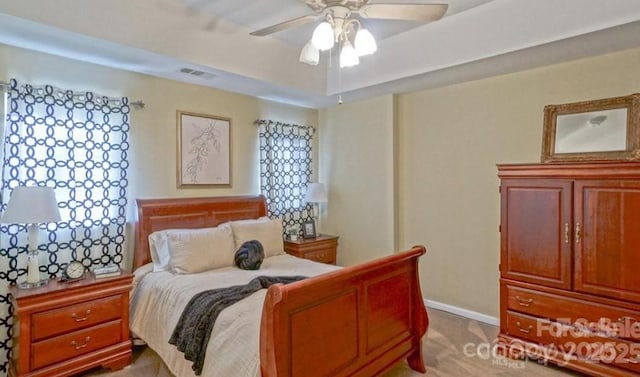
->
xmin=8 ymin=271 xmax=133 ymax=377
xmin=284 ymin=234 xmax=339 ymax=265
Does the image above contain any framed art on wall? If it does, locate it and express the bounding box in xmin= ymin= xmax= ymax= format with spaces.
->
xmin=541 ymin=93 xmax=640 ymax=162
xmin=177 ymin=111 xmax=231 ymax=187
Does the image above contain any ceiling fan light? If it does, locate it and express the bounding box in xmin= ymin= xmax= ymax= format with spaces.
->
xmin=311 ymin=22 xmax=335 ymax=51
xmin=340 ymin=40 xmax=359 ymax=68
xmin=354 ymin=28 xmax=377 ymax=56
xmin=299 ymin=41 xmax=319 ymax=66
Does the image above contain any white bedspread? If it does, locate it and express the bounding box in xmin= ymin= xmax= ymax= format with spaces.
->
xmin=130 ymin=255 xmax=340 ymax=377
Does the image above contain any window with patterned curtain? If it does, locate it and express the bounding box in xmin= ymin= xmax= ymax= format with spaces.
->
xmin=0 ymin=79 xmax=130 ymax=372
xmin=258 ymin=120 xmax=315 ymax=231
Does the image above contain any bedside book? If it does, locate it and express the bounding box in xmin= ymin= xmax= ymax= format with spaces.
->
xmin=92 ymin=265 xmax=122 ymax=278
xmin=93 ymin=270 xmax=122 ymax=279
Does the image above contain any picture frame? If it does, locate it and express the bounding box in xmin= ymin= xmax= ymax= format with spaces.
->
xmin=177 ymin=110 xmax=231 ymax=187
xmin=541 ymin=93 xmax=640 ymax=163
xmin=302 ymin=220 xmax=317 ymax=239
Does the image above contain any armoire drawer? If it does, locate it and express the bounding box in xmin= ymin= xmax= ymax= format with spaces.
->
xmin=506 ymin=311 xmax=640 ymax=373
xmin=31 ymin=294 xmax=123 ymax=341
xmin=506 ymin=285 xmax=640 ymax=340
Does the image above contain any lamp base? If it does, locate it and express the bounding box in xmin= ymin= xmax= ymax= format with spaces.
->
xmin=18 ymin=278 xmax=48 ymax=289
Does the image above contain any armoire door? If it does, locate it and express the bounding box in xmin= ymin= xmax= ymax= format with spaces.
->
xmin=500 ymin=179 xmax=573 ymax=289
xmin=574 ymin=180 xmax=640 ymax=303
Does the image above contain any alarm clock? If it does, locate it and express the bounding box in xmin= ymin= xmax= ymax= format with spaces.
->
xmin=62 ymin=261 xmax=86 ymax=282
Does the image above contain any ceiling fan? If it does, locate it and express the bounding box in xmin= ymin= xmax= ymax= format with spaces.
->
xmin=250 ymin=0 xmax=448 ymax=37
xmin=250 ymin=0 xmax=448 ymax=67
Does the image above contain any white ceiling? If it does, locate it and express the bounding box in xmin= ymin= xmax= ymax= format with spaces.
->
xmin=0 ymin=0 xmax=640 ymax=108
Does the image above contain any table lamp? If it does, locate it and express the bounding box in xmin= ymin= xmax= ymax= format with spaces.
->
xmin=2 ymin=186 xmax=61 ymax=288
xmin=305 ymin=182 xmax=327 ymax=222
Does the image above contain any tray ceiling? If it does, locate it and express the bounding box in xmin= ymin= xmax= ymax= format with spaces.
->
xmin=0 ymin=0 xmax=640 ymax=108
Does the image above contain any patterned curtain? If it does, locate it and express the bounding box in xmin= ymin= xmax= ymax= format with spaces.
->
xmin=258 ymin=120 xmax=315 ymax=231
xmin=0 ymin=79 xmax=130 ymax=372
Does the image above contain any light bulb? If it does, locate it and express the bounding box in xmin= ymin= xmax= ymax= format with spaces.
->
xmin=299 ymin=40 xmax=319 ymax=66
xmin=354 ymin=28 xmax=377 ymax=56
xmin=311 ymin=22 xmax=335 ymax=51
xmin=339 ymin=40 xmax=359 ymax=68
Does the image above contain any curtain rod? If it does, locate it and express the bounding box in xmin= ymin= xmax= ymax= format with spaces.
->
xmin=0 ymin=81 xmax=146 ymax=110
xmin=255 ymin=119 xmax=315 ymax=130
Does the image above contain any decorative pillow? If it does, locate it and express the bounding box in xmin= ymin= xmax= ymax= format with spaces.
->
xmin=166 ymin=223 xmax=235 ymax=274
xmin=230 ymin=218 xmax=284 ymax=258
xmin=234 ymin=240 xmax=265 ymax=270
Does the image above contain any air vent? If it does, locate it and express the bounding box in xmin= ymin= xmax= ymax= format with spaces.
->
xmin=179 ymin=67 xmax=217 ymax=80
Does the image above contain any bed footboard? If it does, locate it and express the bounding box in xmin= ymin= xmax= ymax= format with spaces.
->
xmin=260 ymin=246 xmax=428 ymax=377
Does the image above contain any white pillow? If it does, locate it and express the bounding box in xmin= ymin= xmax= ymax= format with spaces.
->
xmin=146 ymin=217 xmax=271 ymax=272
xmin=166 ymin=224 xmax=236 ymax=274
xmin=230 ymin=218 xmax=284 ymax=258
xmin=148 ymin=230 xmax=173 ymax=272
xmin=229 ymin=216 xmax=270 ymax=225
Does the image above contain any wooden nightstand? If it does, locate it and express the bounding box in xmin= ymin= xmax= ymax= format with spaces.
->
xmin=284 ymin=234 xmax=339 ymax=265
xmin=8 ymin=271 xmax=133 ymax=377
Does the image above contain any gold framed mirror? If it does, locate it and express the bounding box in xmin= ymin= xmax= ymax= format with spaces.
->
xmin=541 ymin=93 xmax=640 ymax=162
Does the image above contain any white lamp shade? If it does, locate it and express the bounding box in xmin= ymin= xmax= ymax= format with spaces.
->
xmin=354 ymin=28 xmax=377 ymax=56
xmin=311 ymin=22 xmax=335 ymax=51
xmin=339 ymin=40 xmax=360 ymax=68
xmin=2 ymin=186 xmax=61 ymax=224
xmin=305 ymin=183 xmax=328 ymax=203
xmin=299 ymin=40 xmax=320 ymax=66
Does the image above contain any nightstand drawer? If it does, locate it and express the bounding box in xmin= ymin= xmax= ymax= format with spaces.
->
xmin=304 ymin=249 xmax=336 ymax=264
xmin=284 ymin=234 xmax=339 ymax=265
xmin=31 ymin=320 xmax=122 ymax=370
xmin=32 ymin=295 xmax=123 ymax=341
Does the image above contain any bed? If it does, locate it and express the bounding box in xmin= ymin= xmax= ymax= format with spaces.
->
xmin=131 ymin=195 xmax=429 ymax=377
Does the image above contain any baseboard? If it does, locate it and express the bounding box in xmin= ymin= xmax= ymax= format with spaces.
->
xmin=424 ymin=299 xmax=499 ymax=326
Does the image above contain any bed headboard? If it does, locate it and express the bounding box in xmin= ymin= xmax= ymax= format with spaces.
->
xmin=134 ymin=195 xmax=268 ymax=270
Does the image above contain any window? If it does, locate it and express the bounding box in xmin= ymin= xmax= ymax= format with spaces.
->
xmin=258 ymin=120 xmax=314 ymax=229
xmin=0 ymin=79 xmax=130 ymax=273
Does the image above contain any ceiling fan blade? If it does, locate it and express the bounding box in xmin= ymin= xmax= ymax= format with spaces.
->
xmin=250 ymin=15 xmax=318 ymax=37
xmin=357 ymin=4 xmax=448 ymax=21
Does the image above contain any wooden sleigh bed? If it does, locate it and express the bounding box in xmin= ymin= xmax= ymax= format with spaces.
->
xmin=134 ymin=195 xmax=429 ymax=377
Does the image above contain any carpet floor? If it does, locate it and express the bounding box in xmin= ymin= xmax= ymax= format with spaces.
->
xmin=83 ymin=308 xmax=584 ymax=377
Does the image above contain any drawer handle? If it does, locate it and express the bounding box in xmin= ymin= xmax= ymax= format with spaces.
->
xmin=515 ymin=321 xmax=533 ymax=334
xmin=515 ymin=296 xmax=533 ymax=307
xmin=70 ymin=336 xmax=91 ymax=350
xmin=617 ymin=316 xmax=639 ymax=324
xmin=71 ymin=309 xmax=91 ymax=322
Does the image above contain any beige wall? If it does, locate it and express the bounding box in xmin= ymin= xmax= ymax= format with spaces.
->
xmin=0 ymin=44 xmax=318 ymax=269
xmin=319 ymin=47 xmax=640 ymax=319
xmin=399 ymin=47 xmax=640 ymax=317
xmin=318 ymin=95 xmax=396 ymax=266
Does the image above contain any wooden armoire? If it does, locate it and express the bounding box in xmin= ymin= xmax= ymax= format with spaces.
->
xmin=498 ymin=162 xmax=640 ymax=376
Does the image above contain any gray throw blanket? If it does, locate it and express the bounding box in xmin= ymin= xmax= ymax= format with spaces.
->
xmin=169 ymin=275 xmax=306 ymax=375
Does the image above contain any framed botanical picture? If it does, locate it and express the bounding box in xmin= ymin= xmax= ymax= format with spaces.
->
xmin=177 ymin=111 xmax=231 ymax=187
xmin=302 ymin=220 xmax=317 ymax=239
